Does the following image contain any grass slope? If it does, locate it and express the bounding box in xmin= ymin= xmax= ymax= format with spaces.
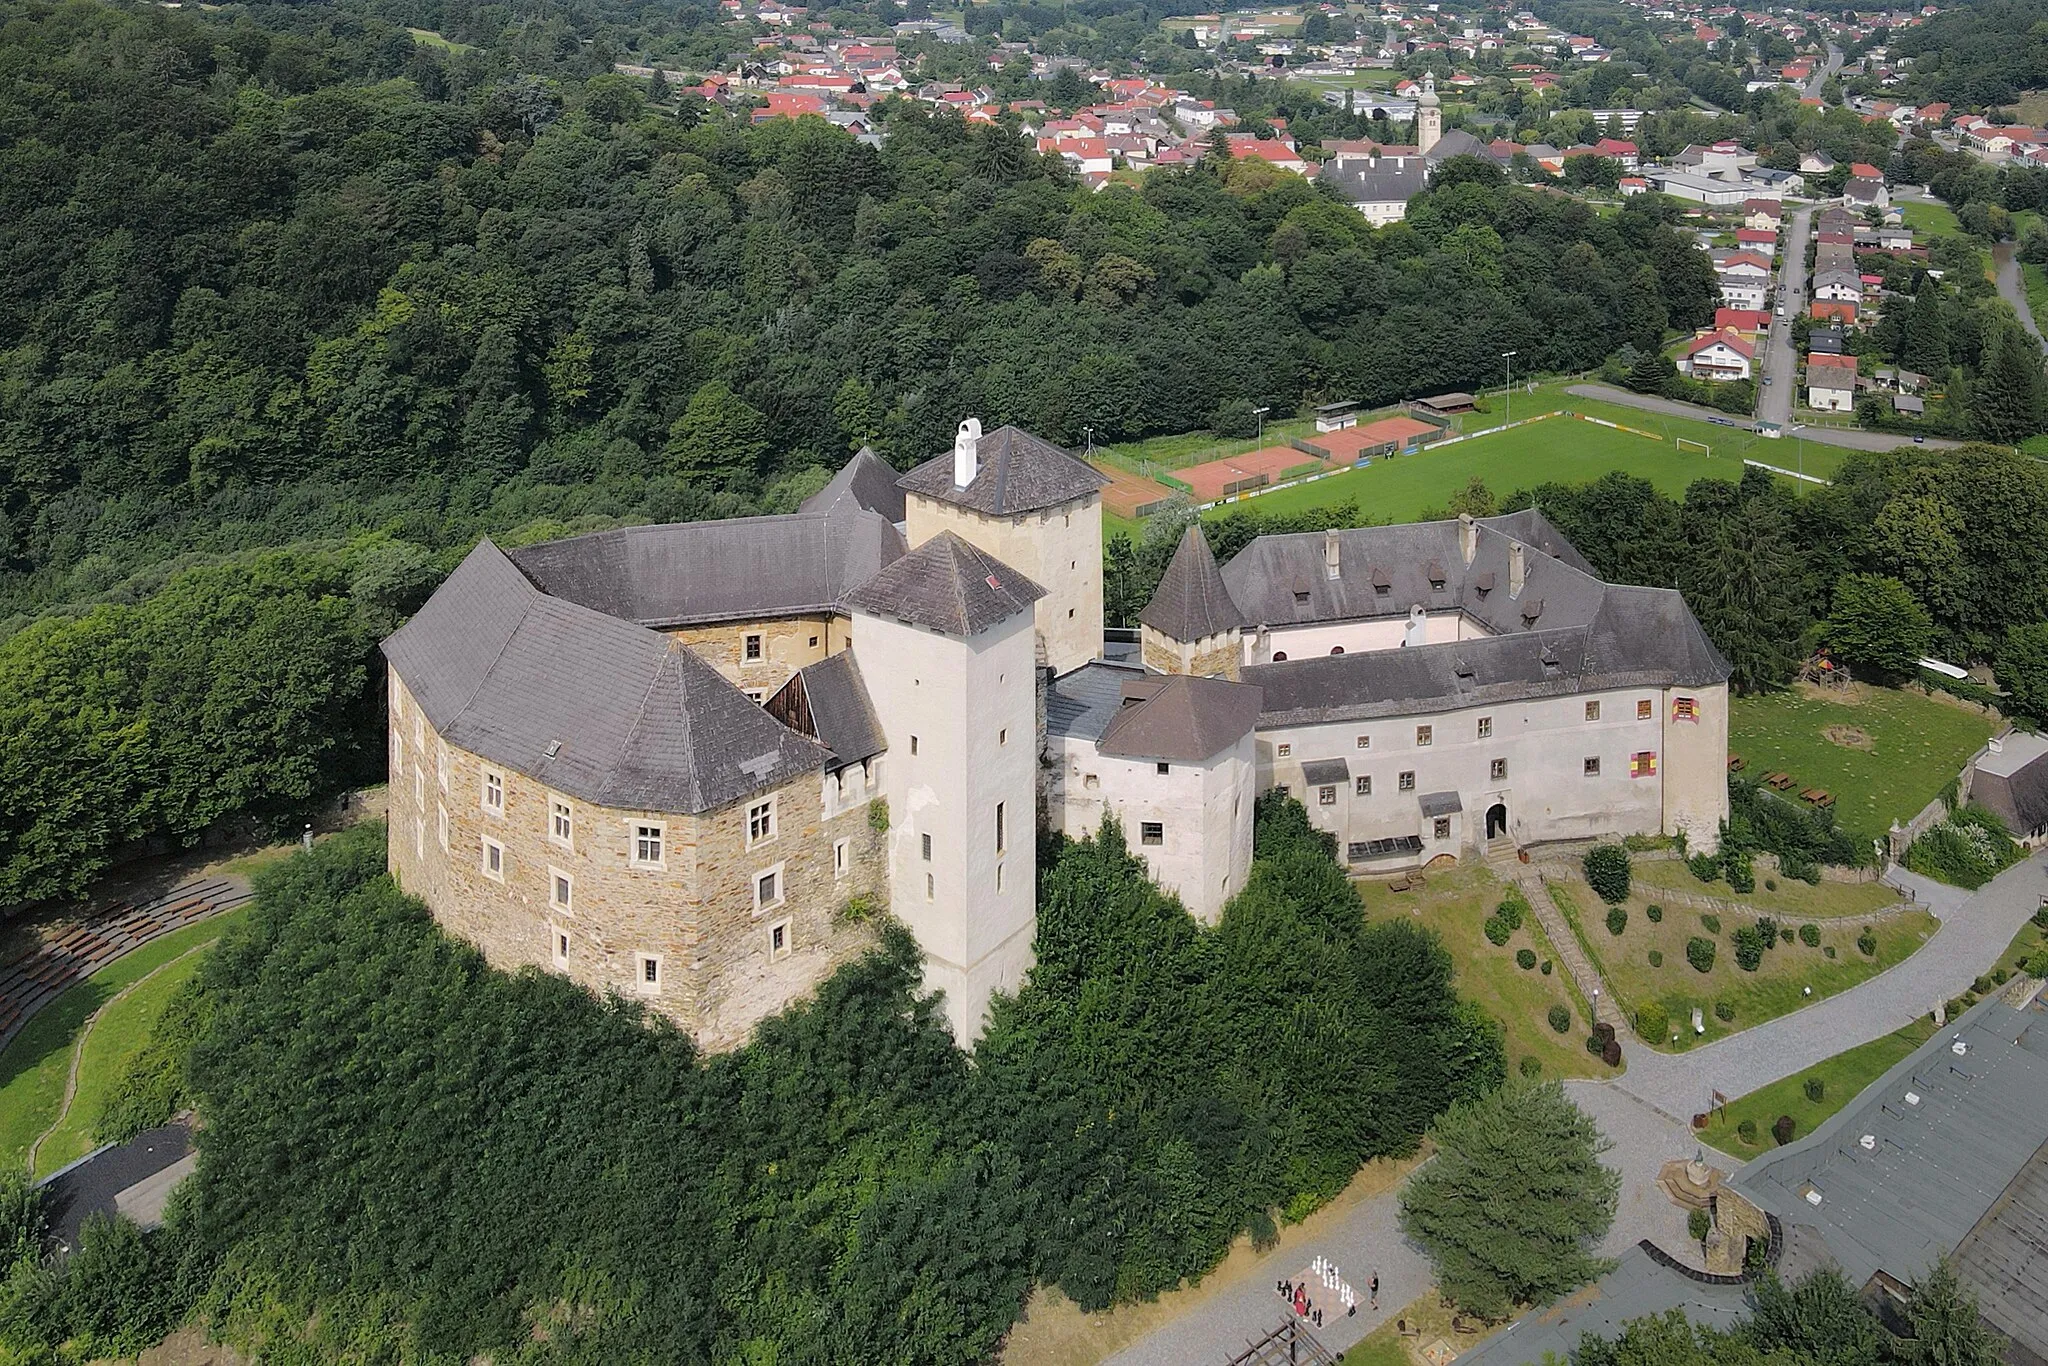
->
xmin=1631 ymin=860 xmax=1900 ymax=919
xmin=0 ymin=909 xmax=248 ymax=1175
xmin=1728 ymin=683 xmax=1998 ymax=842
xmin=1546 ymin=878 xmax=1936 ymax=1051
xmin=1356 ymin=867 xmax=1603 ymax=1080
xmin=1695 ymin=1018 xmax=1938 ymax=1156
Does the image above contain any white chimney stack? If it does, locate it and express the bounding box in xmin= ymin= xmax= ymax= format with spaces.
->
xmin=1324 ymin=528 xmax=1341 ymax=579
xmin=1509 ymin=542 xmax=1526 ymax=597
xmin=1459 ymin=512 xmax=1477 ymax=565
xmin=953 ymin=418 xmax=982 ymax=490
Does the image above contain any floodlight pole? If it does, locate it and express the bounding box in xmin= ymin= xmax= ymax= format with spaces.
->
xmin=1254 ymin=405 xmax=1271 ymax=446
xmin=1503 ymin=350 xmax=1517 ymax=426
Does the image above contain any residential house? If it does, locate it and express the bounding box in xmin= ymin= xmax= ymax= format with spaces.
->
xmin=1805 ymin=353 xmax=1857 ymax=412
xmin=1676 ymin=330 xmax=1755 ymax=382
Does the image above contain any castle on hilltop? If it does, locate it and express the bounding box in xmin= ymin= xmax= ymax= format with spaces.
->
xmin=383 ymin=420 xmax=1730 ymax=1050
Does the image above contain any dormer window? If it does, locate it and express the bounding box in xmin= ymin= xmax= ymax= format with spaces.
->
xmin=1294 ymin=590 xmax=1311 ymax=605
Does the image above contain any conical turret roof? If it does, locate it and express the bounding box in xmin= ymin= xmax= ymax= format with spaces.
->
xmin=1139 ymin=523 xmax=1244 ymax=641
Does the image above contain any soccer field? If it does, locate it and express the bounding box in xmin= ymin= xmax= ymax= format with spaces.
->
xmin=1208 ymin=415 xmax=1743 ymax=524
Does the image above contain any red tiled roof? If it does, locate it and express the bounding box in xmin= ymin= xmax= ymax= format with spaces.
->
xmin=1807 ymin=352 xmax=1857 ymax=370
xmin=1715 ymin=308 xmax=1769 ymax=331
xmin=1682 ymin=330 xmax=1755 ymax=360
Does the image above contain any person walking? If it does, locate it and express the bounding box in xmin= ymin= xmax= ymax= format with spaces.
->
xmin=1370 ymin=1275 xmax=1379 ymax=1311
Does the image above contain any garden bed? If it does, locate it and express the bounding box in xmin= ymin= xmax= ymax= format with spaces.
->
xmin=1630 ymin=859 xmax=1902 ymax=919
xmin=1544 ymin=878 xmax=1937 ymax=1052
xmin=1694 ymin=1017 xmax=1938 ymax=1157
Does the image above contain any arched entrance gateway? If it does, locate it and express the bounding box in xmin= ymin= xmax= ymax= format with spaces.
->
xmin=1486 ymin=802 xmax=1508 ymax=839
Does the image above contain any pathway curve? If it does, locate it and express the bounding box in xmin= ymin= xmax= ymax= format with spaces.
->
xmin=1991 ymin=242 xmax=2045 ymax=343
xmin=1606 ymin=851 xmax=2047 ymax=1121
xmin=1510 ymin=868 xmax=1625 ymax=1031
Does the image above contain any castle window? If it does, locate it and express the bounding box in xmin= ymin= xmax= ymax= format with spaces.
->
xmin=1585 ymin=757 xmax=1601 ymax=776
xmin=1416 ymin=725 xmax=1433 ymax=747
xmin=1141 ymin=821 xmax=1164 ymax=845
xmin=926 ymin=872 xmax=935 ymax=900
xmin=550 ymin=868 xmax=573 ymax=914
xmin=415 ymin=815 xmax=425 ymax=858
xmin=1318 ymin=785 xmax=1337 ymax=806
xmin=745 ymin=689 xmax=766 ymax=704
xmin=549 ymin=797 xmax=573 ymax=849
xmin=809 ymin=635 xmax=819 ymax=647
xmin=1294 ymin=591 xmax=1310 ymax=605
xmin=999 ymin=728 xmax=1008 ymax=746
xmin=997 ymin=862 xmax=1005 ymax=891
xmin=437 ymin=742 xmax=449 ymax=792
xmin=482 ymin=770 xmax=504 ymax=814
xmin=552 ymin=927 xmax=569 ymax=968
xmin=911 ymin=735 xmax=920 ymax=756
xmin=1277 ymin=743 xmax=1292 ymax=757
xmin=995 ymin=801 xmax=1006 ymax=854
xmin=834 ymin=838 xmax=850 ymax=877
xmin=1637 ymin=699 xmax=1654 ymax=720
xmin=633 ymin=823 xmax=665 ymax=868
xmin=413 ymin=712 xmax=424 ymax=748
xmin=1356 ymin=775 xmax=1372 ymax=795
xmin=768 ymin=918 xmax=792 ymax=961
xmin=1399 ymin=771 xmax=1416 ymax=791
xmin=1674 ymin=696 xmax=1699 ymax=722
xmin=636 ymin=954 xmax=662 ymax=994
xmin=744 ymin=633 xmax=764 ymax=661
xmin=1630 ymin=751 xmax=1658 ymax=779
xmin=1273 ymin=651 xmax=1288 ymax=661
xmin=1157 ymin=761 xmax=1170 ymax=775
xmin=921 ymin=832 xmax=932 ymax=861
xmin=1477 ymin=716 xmax=1492 ymax=739
xmin=747 ymin=797 xmax=777 ymax=847
xmin=1330 ymin=646 xmax=1345 ymax=655
xmin=415 ymin=769 xmax=425 ymax=808
xmin=1585 ymin=701 xmax=1601 ymax=722
xmin=753 ymin=864 xmax=785 ymax=913
xmin=392 ymin=732 xmax=404 ymax=776
xmin=1491 ymin=758 xmax=1507 ymax=781
xmin=482 ymin=837 xmax=505 ymax=881
xmin=1434 ymin=817 xmax=1452 ymax=841
xmin=437 ymin=804 xmax=449 ymax=851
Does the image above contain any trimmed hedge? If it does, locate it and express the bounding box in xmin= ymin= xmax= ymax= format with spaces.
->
xmin=1584 ymin=844 xmax=1631 ymax=904
xmin=1686 ymin=937 xmax=1717 ymax=972
xmin=1605 ymin=906 xmax=1627 ymax=936
xmin=1548 ymin=1004 xmax=1573 ymax=1033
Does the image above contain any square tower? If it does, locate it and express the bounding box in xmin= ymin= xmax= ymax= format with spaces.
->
xmin=845 ymin=532 xmax=1046 ymax=1044
xmin=896 ymin=420 xmax=1109 ymax=676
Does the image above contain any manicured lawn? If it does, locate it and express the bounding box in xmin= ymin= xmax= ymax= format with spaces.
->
xmin=1728 ymin=683 xmax=1998 ymax=842
xmin=406 ymin=26 xmax=475 ymax=51
xmin=0 ymin=908 xmax=248 ymax=1175
xmin=33 ymin=948 xmax=210 ymax=1178
xmin=1546 ymin=878 xmax=1937 ymax=1051
xmin=1995 ymin=910 xmax=2048 ymax=977
xmin=1631 ymin=859 xmax=1902 ymax=919
xmin=1533 ymin=382 xmax=1849 ymax=480
xmin=1899 ymin=201 xmax=1963 ymax=237
xmin=1695 ymin=1017 xmax=1937 ymax=1158
xmin=1357 ymin=866 xmax=1604 ymax=1080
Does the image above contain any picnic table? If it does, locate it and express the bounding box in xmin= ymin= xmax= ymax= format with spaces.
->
xmin=1727 ymin=755 xmax=1745 ymax=772
xmin=1765 ymin=772 xmax=1796 ymax=791
xmin=1801 ymin=789 xmax=1835 ymax=808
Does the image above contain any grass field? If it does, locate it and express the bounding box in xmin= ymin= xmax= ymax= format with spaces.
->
xmin=1631 ymin=860 xmax=1901 ymax=920
xmin=1899 ymin=201 xmax=1963 ymax=237
xmin=1695 ymin=1017 xmax=1937 ymax=1157
xmin=31 ymin=948 xmax=210 ymax=1178
xmin=1547 ymin=877 xmax=1936 ymax=1051
xmin=1357 ymin=867 xmax=1604 ymax=1081
xmin=2025 ymin=262 xmax=2048 ymax=329
xmin=406 ymin=26 xmax=474 ymax=51
xmin=1727 ymin=682 xmax=1998 ymax=842
xmin=0 ymin=908 xmax=248 ymax=1175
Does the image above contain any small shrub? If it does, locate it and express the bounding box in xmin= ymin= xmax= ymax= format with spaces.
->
xmin=1688 ymin=1208 xmax=1711 ymax=1243
xmin=1518 ymin=1055 xmax=1543 ymax=1079
xmin=1593 ymin=1022 xmax=1615 ymax=1045
xmin=867 ymin=798 xmax=890 ymax=833
xmin=1648 ymin=949 xmax=1664 ymax=967
xmin=1637 ymin=1000 xmax=1669 ymax=1040
xmin=1754 ymin=915 xmax=1779 ymax=947
xmin=1516 ymin=948 xmax=1537 ymax=970
xmin=1686 ymin=937 xmax=1717 ymax=972
xmin=1701 ymin=914 xmax=1722 ymax=935
xmin=1688 ymin=852 xmax=1720 ymax=883
xmin=1714 ymin=1000 xmax=1734 ymax=1022
xmin=1584 ymin=843 xmax=1632 ymax=903
xmin=1586 ymin=1032 xmax=1606 ymax=1055
xmin=2034 ymin=906 xmax=2048 ymax=931
xmin=1903 ymin=805 xmax=2023 ymax=890
xmin=1780 ymin=927 xmax=1793 ymax=943
xmin=1541 ymin=959 xmax=1553 ymax=975
xmin=1765 ymin=877 xmax=1777 ymax=891
xmin=1496 ymin=890 xmax=1528 ymax=931
xmin=1799 ymin=923 xmax=1820 ymax=947
xmin=1736 ymin=1118 xmax=1758 ymax=1144
xmin=1824 ymin=946 xmax=1836 ymax=959
xmin=1548 ymin=1004 xmax=1572 ymax=1033
xmin=1803 ymin=1077 xmax=1825 ymax=1103
xmin=1605 ymin=905 xmax=1628 ymax=936
xmin=1772 ymin=1115 xmax=1796 ymax=1145
xmin=1857 ymin=928 xmax=1878 ymax=957
xmin=1972 ymin=974 xmax=1994 ymax=995
xmin=1483 ymin=916 xmax=1511 ymax=946
xmin=1732 ymin=924 xmax=1766 ymax=972
xmin=1646 ymin=903 xmax=1663 ymax=923
xmin=1724 ymin=853 xmax=1755 ymax=894
xmin=837 ymin=893 xmax=882 ymax=924
xmin=1602 ymin=1038 xmax=1623 ymax=1067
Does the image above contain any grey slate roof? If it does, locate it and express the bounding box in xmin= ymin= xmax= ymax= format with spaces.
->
xmin=842 ymin=531 xmax=1046 ymax=637
xmin=1427 ymin=127 xmax=1492 ymax=165
xmin=897 ymin=425 xmax=1109 ymax=516
xmin=1046 ymin=660 xmax=1145 ymax=742
xmin=1300 ymin=757 xmax=1351 ymax=786
xmin=1139 ymin=523 xmax=1245 ymax=640
xmin=800 ymin=446 xmax=907 ymax=524
xmin=768 ymin=651 xmax=887 ymax=769
xmin=1971 ymin=733 xmax=2048 ymax=836
xmin=1320 ymin=155 xmax=1429 ymax=206
xmin=1419 ymin=790 xmax=1462 ymax=816
xmin=383 ymin=542 xmax=828 ymax=814
xmin=1099 ymin=674 xmax=1264 ymax=763
xmin=1454 ymin=1246 xmax=1754 ymax=1366
xmin=505 ymin=502 xmax=904 ymax=629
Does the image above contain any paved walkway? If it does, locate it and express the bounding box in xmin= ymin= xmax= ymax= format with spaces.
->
xmin=1884 ymin=863 xmax=1972 ymax=918
xmin=1511 ymin=868 xmax=1625 ymax=1029
xmin=1607 ymin=851 xmax=2048 ymax=1120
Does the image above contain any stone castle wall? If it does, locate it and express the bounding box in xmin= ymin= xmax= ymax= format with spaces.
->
xmin=666 ymin=613 xmax=850 ymax=697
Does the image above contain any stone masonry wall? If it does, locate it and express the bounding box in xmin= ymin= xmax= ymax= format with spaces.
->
xmin=667 ymin=613 xmax=849 ymax=697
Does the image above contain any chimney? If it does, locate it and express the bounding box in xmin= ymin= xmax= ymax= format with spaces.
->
xmin=1324 ymin=528 xmax=1341 ymax=579
xmin=953 ymin=417 xmax=982 ymax=490
xmin=1509 ymin=542 xmax=1526 ymax=598
xmin=1459 ymin=512 xmax=1477 ymax=565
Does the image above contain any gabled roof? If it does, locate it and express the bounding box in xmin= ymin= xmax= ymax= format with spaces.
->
xmin=765 ymin=650 xmax=886 ymax=769
xmin=843 ymin=531 xmax=1045 ymax=637
xmin=506 ymin=502 xmax=903 ymax=629
xmin=897 ymin=425 xmax=1107 ymax=516
xmin=1681 ymin=330 xmax=1755 ymax=360
xmin=1140 ymin=523 xmax=1245 ymax=641
xmin=383 ymin=542 xmax=828 ymax=815
xmin=1098 ymin=674 xmax=1264 ymax=763
xmin=800 ymin=445 xmax=908 ymax=524
xmin=1972 ymin=732 xmax=2048 ymax=835
xmin=1320 ymin=155 xmax=1430 ymax=204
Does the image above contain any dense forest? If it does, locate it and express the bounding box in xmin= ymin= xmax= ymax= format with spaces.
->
xmin=0 ymin=806 xmax=1501 ymax=1363
xmin=1887 ymin=0 xmax=2048 ymax=107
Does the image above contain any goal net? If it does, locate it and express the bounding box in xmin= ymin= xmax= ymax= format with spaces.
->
xmin=1675 ymin=437 xmax=1712 ymax=456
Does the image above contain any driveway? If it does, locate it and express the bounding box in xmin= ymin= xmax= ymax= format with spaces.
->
xmin=1754 ymin=205 xmax=1812 ymax=431
xmin=1605 ymin=850 xmax=2048 ymax=1122
xmin=1563 ymin=384 xmax=1963 ymax=453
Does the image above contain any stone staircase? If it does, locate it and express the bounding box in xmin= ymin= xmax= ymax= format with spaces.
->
xmin=1509 ymin=867 xmax=1628 ymax=1033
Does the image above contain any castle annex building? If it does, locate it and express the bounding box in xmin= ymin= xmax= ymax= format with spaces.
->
xmin=385 ymin=421 xmax=1731 ymax=1051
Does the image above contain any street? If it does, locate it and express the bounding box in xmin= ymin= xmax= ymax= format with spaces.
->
xmin=1755 ymin=202 xmax=1813 ymax=431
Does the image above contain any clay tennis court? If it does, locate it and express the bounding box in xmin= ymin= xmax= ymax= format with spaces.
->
xmin=1094 ymin=463 xmax=1180 ymax=520
xmin=1175 ymin=445 xmax=1327 ymax=502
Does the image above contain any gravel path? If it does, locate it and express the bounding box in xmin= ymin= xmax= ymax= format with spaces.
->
xmin=1608 ymin=851 xmax=2048 ymax=1120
